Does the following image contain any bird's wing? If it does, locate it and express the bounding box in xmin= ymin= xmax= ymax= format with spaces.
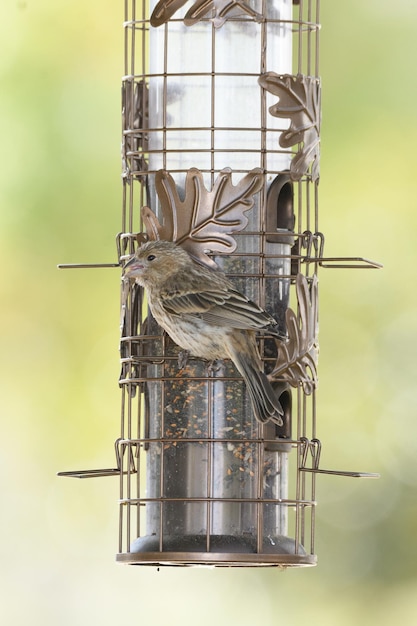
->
xmin=160 ymin=287 xmax=278 ymax=332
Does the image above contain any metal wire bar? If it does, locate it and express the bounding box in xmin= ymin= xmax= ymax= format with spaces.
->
xmin=120 ymin=496 xmax=317 ymax=506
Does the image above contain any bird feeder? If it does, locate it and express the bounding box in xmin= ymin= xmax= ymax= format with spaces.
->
xmin=59 ymin=0 xmax=380 ymax=568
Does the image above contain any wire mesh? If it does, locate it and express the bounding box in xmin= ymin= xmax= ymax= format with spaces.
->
xmin=54 ymin=0 xmax=382 ymax=568
xmin=116 ymin=0 xmax=321 ymax=567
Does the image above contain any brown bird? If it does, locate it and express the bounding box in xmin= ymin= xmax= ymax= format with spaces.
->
xmin=123 ymin=240 xmax=284 ymax=425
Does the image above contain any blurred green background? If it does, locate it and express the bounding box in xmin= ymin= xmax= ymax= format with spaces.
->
xmin=1 ymin=1 xmax=417 ymax=624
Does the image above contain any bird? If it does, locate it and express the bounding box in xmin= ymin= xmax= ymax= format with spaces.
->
xmin=123 ymin=240 xmax=284 ymax=426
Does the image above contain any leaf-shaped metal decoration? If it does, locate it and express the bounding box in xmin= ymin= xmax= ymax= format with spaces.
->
xmin=185 ymin=0 xmax=263 ymax=28
xmin=258 ymin=73 xmax=321 ymax=182
xmin=150 ymin=0 xmax=188 ymax=26
xmin=141 ymin=167 xmax=264 ymax=268
xmin=121 ymin=80 xmax=148 ymax=181
xmin=268 ymin=273 xmax=319 ymax=394
xmin=150 ymin=0 xmax=262 ymax=28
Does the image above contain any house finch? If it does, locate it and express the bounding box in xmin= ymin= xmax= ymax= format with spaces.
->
xmin=123 ymin=240 xmax=284 ymax=425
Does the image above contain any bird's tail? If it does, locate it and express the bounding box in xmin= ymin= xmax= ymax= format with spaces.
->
xmin=228 ymin=342 xmax=284 ymax=426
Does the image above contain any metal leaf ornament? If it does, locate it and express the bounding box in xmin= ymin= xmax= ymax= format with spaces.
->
xmin=258 ymin=73 xmax=321 ymax=182
xmin=185 ymin=0 xmax=263 ymax=27
xmin=141 ymin=167 xmax=264 ymax=268
xmin=150 ymin=0 xmax=186 ymax=26
xmin=268 ymin=274 xmax=319 ymax=394
xmin=122 ymin=80 xmax=148 ymax=181
xmin=151 ymin=0 xmax=262 ymax=28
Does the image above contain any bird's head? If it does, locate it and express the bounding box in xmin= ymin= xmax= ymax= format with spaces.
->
xmin=123 ymin=240 xmax=190 ymax=287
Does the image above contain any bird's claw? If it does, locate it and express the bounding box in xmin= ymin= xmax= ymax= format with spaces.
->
xmin=177 ymin=350 xmax=190 ymax=370
xmin=206 ymin=359 xmax=223 ymax=374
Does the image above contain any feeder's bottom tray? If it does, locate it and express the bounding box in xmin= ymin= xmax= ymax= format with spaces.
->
xmin=116 ymin=534 xmax=317 ymax=567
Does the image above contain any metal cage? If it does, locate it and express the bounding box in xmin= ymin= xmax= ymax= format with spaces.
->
xmin=59 ymin=0 xmax=380 ymax=568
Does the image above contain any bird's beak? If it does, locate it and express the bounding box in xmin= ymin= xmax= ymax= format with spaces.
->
xmin=123 ymin=256 xmax=144 ymax=276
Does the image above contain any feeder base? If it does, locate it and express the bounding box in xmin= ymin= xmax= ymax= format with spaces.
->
xmin=116 ymin=534 xmax=317 ymax=567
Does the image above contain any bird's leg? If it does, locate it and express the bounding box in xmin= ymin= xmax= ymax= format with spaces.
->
xmin=177 ymin=349 xmax=190 ymax=370
xmin=206 ymin=359 xmax=224 ymax=374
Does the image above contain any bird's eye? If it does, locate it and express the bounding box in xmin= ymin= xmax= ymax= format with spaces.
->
xmin=147 ymin=254 xmax=156 ymax=261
